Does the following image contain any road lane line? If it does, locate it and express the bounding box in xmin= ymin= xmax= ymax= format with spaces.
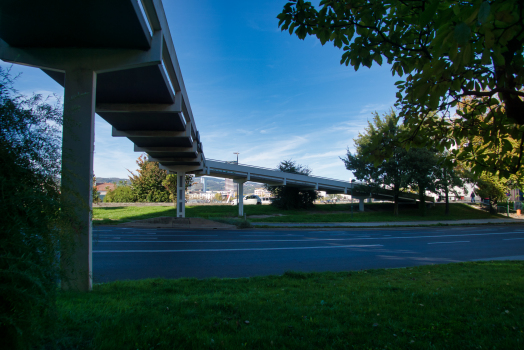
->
xmin=240 ymin=235 xmax=304 ymax=237
xmin=95 ymin=231 xmax=519 ymax=244
xmin=93 ymin=244 xmax=383 ymax=253
xmin=428 ymin=241 xmax=470 ymax=244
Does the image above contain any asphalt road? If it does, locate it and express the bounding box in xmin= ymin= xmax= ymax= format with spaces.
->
xmin=92 ymin=225 xmax=524 ymax=283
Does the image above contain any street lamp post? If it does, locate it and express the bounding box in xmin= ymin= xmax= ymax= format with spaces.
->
xmin=350 ymin=179 xmax=356 ymax=219
xmin=233 ymin=152 xmax=240 ymax=205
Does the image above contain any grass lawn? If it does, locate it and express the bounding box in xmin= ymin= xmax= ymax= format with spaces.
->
xmin=51 ymin=261 xmax=524 ymax=349
xmin=92 ymin=203 xmax=501 ymax=225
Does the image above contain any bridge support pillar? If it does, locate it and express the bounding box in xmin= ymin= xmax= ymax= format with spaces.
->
xmin=234 ymin=179 xmax=247 ymax=217
xmin=61 ymin=68 xmax=96 ymax=292
xmin=359 ymin=198 xmax=365 ymax=212
xmin=176 ymin=171 xmax=186 ymax=218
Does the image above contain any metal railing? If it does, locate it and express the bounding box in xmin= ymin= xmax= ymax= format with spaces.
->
xmin=205 ymin=158 xmax=360 ymax=185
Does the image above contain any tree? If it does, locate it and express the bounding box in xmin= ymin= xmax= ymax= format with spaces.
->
xmin=162 ymin=173 xmax=193 ymax=207
xmin=214 ymin=192 xmax=224 ymax=202
xmin=434 ymin=156 xmax=467 ymax=215
xmin=267 ymin=159 xmax=319 ymax=209
xmin=0 ymin=67 xmax=76 ymax=348
xmin=403 ymin=147 xmax=440 ymax=216
xmin=128 ymin=154 xmax=170 ymax=202
xmin=473 ymin=172 xmax=509 ymax=213
xmin=342 ymin=110 xmax=413 ymax=215
xmin=278 ymin=0 xmax=524 ymax=176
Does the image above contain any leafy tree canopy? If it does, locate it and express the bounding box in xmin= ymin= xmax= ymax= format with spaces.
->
xmin=342 ymin=110 xmax=413 ymax=215
xmin=268 ymin=159 xmax=318 ymax=209
xmin=128 ymin=154 xmax=171 ymax=202
xmin=278 ymin=0 xmax=524 ymax=176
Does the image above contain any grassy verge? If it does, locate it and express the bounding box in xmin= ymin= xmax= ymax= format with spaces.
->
xmin=92 ymin=203 xmax=501 ymax=225
xmin=249 ymin=203 xmax=500 ymax=223
xmin=51 ymin=261 xmax=524 ymax=349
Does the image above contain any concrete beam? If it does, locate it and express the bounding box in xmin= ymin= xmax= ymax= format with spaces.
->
xmin=112 ymin=123 xmax=192 ymax=140
xmin=0 ymin=30 xmax=163 ymax=73
xmin=96 ymin=94 xmax=182 ymax=113
xmin=134 ymin=143 xmax=197 ymax=154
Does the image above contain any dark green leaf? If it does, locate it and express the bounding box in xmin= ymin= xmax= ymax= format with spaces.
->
xmin=454 ymin=22 xmax=471 ymax=46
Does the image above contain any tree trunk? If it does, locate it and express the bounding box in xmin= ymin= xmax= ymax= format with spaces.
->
xmin=444 ymin=168 xmax=449 ymax=215
xmin=444 ymin=185 xmax=449 ymax=215
xmin=418 ymin=185 xmax=426 ymax=216
xmin=394 ymin=193 xmax=399 ymax=216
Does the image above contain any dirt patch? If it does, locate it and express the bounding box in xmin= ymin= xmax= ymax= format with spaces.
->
xmin=119 ymin=216 xmax=236 ymax=229
xmin=247 ymin=214 xmax=287 ymax=219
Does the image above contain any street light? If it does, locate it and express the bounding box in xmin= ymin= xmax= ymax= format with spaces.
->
xmin=350 ymin=179 xmax=356 ymax=219
xmin=233 ymin=152 xmax=240 ymax=203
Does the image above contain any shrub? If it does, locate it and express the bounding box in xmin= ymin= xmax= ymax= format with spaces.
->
xmin=104 ymin=185 xmax=135 ymax=203
xmin=0 ymin=67 xmax=76 ymax=349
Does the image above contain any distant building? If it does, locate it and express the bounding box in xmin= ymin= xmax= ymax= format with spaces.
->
xmin=254 ymin=187 xmax=272 ymax=198
xmin=95 ymin=182 xmax=116 ymax=200
xmin=225 ymin=178 xmax=236 ymax=196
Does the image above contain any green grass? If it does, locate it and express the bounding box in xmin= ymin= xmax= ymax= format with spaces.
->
xmin=51 ymin=261 xmax=524 ymax=349
xmin=92 ymin=203 xmax=500 ymax=225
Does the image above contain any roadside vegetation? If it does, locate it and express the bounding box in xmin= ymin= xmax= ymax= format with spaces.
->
xmin=92 ymin=202 xmax=501 ymax=226
xmin=49 ymin=261 xmax=524 ymax=349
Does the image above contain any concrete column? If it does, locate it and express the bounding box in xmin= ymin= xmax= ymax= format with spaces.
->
xmin=238 ymin=181 xmax=244 ymax=217
xmin=61 ymin=68 xmax=96 ymax=292
xmin=177 ymin=171 xmax=186 ymax=217
xmin=367 ymin=197 xmax=372 ymax=203
xmin=359 ymin=198 xmax=365 ymax=212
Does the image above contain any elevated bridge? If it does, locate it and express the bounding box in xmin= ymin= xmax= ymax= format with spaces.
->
xmin=0 ymin=0 xmax=432 ymax=291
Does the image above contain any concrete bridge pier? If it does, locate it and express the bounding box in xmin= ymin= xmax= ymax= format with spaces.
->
xmin=234 ymin=179 xmax=247 ymax=217
xmin=359 ymin=198 xmax=365 ymax=212
xmin=61 ymin=68 xmax=97 ymax=292
xmin=176 ymin=171 xmax=186 ymax=218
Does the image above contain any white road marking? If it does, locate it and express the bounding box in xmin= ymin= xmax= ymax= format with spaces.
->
xmin=96 ymin=234 xmax=218 ymax=237
xmin=428 ymin=241 xmax=470 ymax=244
xmin=240 ymin=235 xmax=304 ymax=237
xmin=96 ymin=231 xmax=518 ymax=244
xmin=93 ymin=244 xmax=383 ymax=253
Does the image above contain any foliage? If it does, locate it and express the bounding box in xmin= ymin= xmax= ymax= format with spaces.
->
xmin=127 ymin=155 xmax=193 ymax=203
xmin=472 ymin=172 xmax=509 ymax=212
xmin=267 ymin=159 xmax=318 ymax=209
xmin=342 ymin=110 xmax=427 ymax=215
xmin=0 ymin=67 xmax=75 ymax=349
xmin=214 ymin=192 xmax=224 ymax=201
xmin=162 ymin=173 xmax=193 ymax=207
xmin=278 ymin=0 xmax=524 ymax=178
xmin=103 ymin=182 xmax=135 ymax=203
xmin=403 ymin=147 xmax=440 ymax=216
xmin=128 ymin=154 xmax=170 ymax=202
xmin=433 ymin=155 xmax=467 ymax=215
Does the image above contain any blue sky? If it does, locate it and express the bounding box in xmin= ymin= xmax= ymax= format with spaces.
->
xmin=1 ymin=0 xmax=400 ymax=181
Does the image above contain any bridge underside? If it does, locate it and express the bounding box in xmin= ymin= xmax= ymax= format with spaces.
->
xmin=0 ymin=0 xmax=434 ymax=292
